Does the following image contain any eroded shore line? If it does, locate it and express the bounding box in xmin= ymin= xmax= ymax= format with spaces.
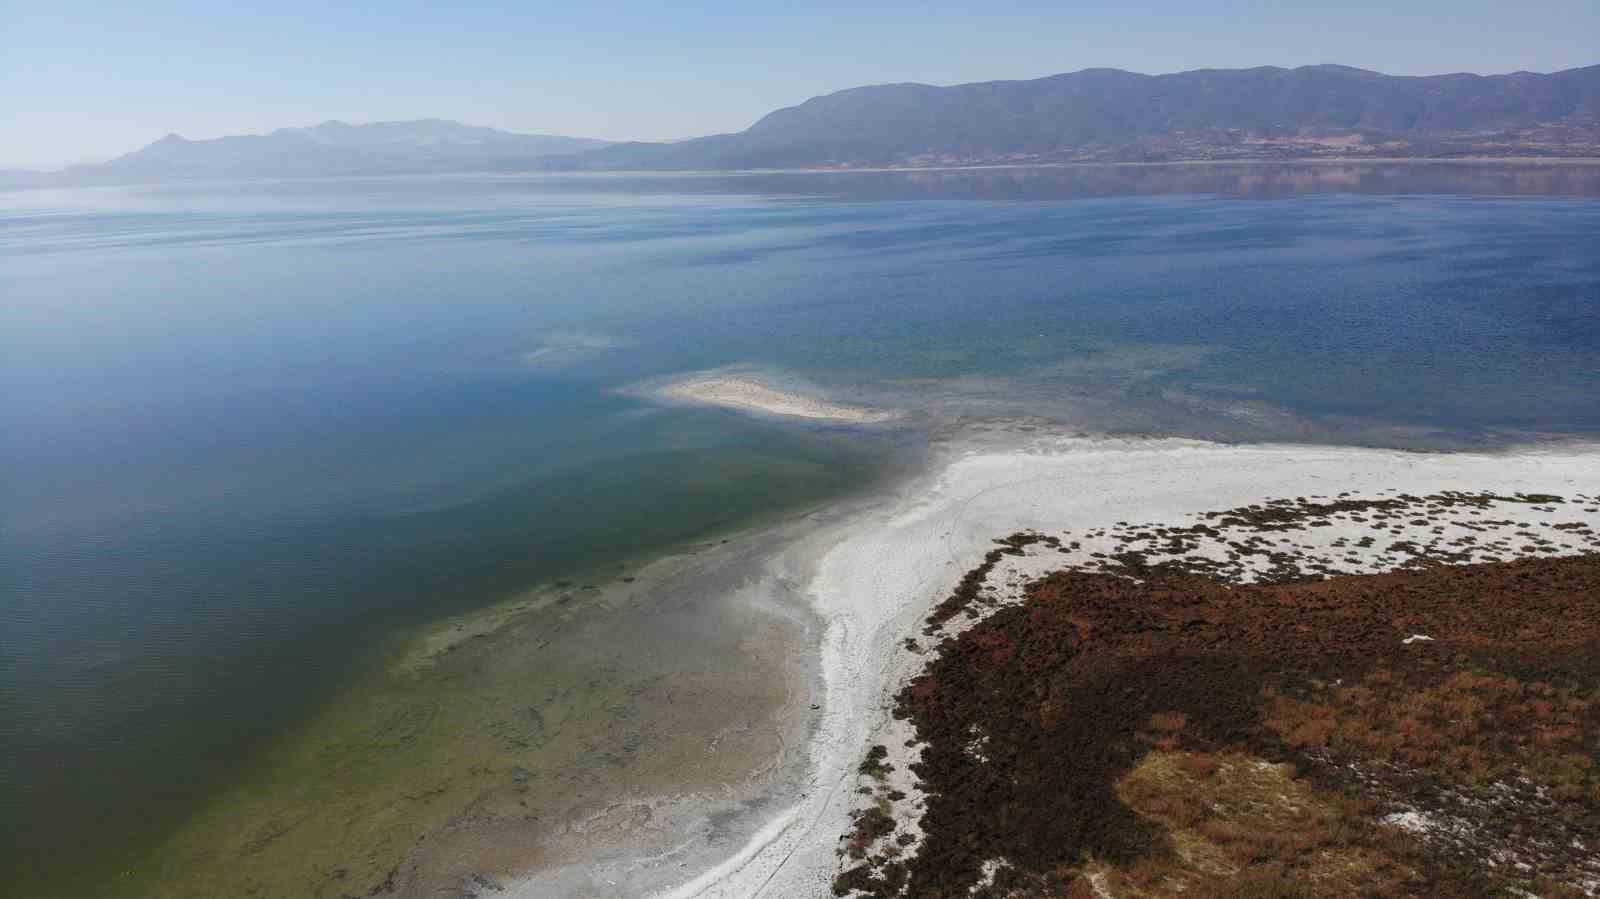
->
xmin=648 ymin=435 xmax=1600 ymax=899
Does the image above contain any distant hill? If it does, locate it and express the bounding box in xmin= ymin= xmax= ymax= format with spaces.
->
xmin=556 ymin=63 xmax=1600 ymax=170
xmin=0 ymin=169 xmax=49 ymax=189
xmin=56 ymin=120 xmax=613 ymax=182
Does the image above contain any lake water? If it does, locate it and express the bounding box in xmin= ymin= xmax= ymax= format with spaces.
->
xmin=3 ymin=163 xmax=1599 ymax=896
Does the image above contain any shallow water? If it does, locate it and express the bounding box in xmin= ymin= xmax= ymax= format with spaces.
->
xmin=2 ymin=164 xmax=1598 ymax=895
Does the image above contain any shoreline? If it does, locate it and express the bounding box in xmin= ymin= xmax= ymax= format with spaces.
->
xmin=112 ymin=474 xmax=884 ymax=899
xmin=501 ymin=157 xmax=1600 ymax=179
xmin=641 ymin=433 xmax=1600 ymax=898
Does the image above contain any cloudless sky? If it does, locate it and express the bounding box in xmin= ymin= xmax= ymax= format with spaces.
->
xmin=4 ymin=0 xmax=1597 ymax=169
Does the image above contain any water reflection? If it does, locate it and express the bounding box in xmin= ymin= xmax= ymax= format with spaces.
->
xmin=581 ymin=161 xmax=1600 ymax=201
xmin=9 ymin=161 xmax=1600 ymax=213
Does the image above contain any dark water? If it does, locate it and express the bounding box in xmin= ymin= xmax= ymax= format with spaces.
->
xmin=3 ymin=164 xmax=1598 ymax=891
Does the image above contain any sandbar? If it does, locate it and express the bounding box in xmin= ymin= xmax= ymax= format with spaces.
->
xmin=653 ymin=375 xmax=902 ymax=423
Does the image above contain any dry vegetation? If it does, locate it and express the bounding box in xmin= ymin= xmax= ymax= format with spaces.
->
xmin=1106 ymin=749 xmax=1419 ymax=897
xmin=833 ymin=496 xmax=1600 ymax=899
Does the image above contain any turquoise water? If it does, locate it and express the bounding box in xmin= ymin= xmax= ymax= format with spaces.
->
xmin=3 ymin=167 xmax=1598 ymax=892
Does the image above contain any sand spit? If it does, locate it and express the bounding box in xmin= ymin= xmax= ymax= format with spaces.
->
xmin=649 ymin=435 xmax=1600 ymax=899
xmin=653 ymin=374 xmax=903 ymax=423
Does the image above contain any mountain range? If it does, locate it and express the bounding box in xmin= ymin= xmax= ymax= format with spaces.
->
xmin=565 ymin=63 xmax=1600 ymax=169
xmin=21 ymin=120 xmax=612 ymax=185
xmin=12 ymin=63 xmax=1600 ymax=185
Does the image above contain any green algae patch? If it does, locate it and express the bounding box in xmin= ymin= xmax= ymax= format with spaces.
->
xmin=122 ymin=598 xmax=619 ymax=897
xmin=117 ymin=549 xmax=806 ymax=899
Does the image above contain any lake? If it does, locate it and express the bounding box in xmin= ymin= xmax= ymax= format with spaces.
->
xmin=3 ymin=162 xmax=1598 ymax=896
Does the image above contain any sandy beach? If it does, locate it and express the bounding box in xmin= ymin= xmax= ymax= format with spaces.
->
xmin=637 ymin=434 xmax=1600 ymax=899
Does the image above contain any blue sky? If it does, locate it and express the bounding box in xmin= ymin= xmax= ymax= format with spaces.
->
xmin=4 ymin=0 xmax=1597 ymax=169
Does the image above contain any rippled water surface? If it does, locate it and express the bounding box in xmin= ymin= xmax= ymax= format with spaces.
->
xmin=3 ymin=165 xmax=1598 ymax=894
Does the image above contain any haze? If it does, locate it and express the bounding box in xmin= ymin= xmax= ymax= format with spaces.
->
xmin=6 ymin=0 xmax=1599 ymax=170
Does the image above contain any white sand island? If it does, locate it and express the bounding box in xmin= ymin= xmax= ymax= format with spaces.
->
xmin=654 ymin=375 xmax=902 ymax=423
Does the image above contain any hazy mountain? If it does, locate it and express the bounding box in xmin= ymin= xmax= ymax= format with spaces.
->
xmin=556 ymin=64 xmax=1600 ymax=170
xmin=0 ymin=169 xmax=49 ymax=189
xmin=60 ymin=120 xmax=613 ymax=182
xmin=17 ymin=65 xmax=1600 ymax=185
